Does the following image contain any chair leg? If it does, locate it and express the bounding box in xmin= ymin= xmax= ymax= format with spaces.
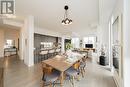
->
xmin=49 ymin=82 xmax=52 ymax=87
xmin=42 ymin=81 xmax=45 ymax=87
xmin=48 ymin=54 xmax=50 ymax=58
xmin=83 ymin=67 xmax=86 ymax=76
xmin=45 ymin=54 xmax=47 ymax=60
xmin=72 ymin=76 xmax=75 ymax=87
xmin=69 ymin=76 xmax=73 ymax=87
xmin=47 ymin=54 xmax=48 ymax=59
xmin=52 ymin=82 xmax=56 ymax=87
xmin=76 ymin=74 xmax=80 ymax=81
xmin=81 ymin=68 xmax=84 ymax=78
xmin=44 ymin=55 xmax=46 ymax=60
xmin=44 ymin=55 xmax=45 ymax=60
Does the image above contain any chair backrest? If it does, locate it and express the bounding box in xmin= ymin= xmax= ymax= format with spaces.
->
xmin=73 ymin=61 xmax=80 ymax=69
xmin=40 ymin=50 xmax=48 ymax=55
xmin=42 ymin=64 xmax=53 ymax=82
xmin=56 ymin=49 xmax=60 ymax=52
xmin=42 ymin=66 xmax=53 ymax=75
xmin=82 ymin=57 xmax=87 ymax=62
xmin=80 ymin=58 xmax=87 ymax=68
xmin=48 ymin=49 xmax=55 ymax=53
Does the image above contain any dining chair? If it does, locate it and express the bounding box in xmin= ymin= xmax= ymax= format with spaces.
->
xmin=42 ymin=64 xmax=60 ymax=87
xmin=40 ymin=50 xmax=48 ymax=61
xmin=73 ymin=61 xmax=80 ymax=70
xmin=79 ymin=57 xmax=87 ymax=77
xmin=65 ymin=62 xmax=80 ymax=87
xmin=81 ymin=53 xmax=87 ymax=58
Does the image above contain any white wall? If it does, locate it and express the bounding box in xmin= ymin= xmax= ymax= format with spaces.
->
xmin=98 ymin=0 xmax=117 ymax=69
xmin=0 ymin=29 xmax=4 ymax=58
xmin=4 ymin=28 xmax=20 ymax=48
xmin=123 ymin=0 xmax=130 ymax=87
xmin=0 ymin=27 xmax=20 ymax=58
xmin=100 ymin=0 xmax=130 ymax=87
xmin=109 ymin=0 xmax=124 ymax=87
xmin=99 ymin=0 xmax=117 ymax=48
xmin=34 ymin=27 xmax=62 ymax=37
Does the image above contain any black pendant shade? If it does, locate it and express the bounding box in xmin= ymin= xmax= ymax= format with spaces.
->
xmin=62 ymin=5 xmax=72 ymax=25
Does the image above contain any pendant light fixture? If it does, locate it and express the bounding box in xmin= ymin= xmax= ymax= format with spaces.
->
xmin=62 ymin=5 xmax=72 ymax=25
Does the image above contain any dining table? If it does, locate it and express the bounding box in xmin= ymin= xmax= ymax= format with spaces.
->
xmin=42 ymin=54 xmax=83 ymax=87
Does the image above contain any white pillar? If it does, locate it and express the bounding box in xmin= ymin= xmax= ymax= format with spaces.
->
xmin=20 ymin=16 xmax=34 ymax=67
xmin=0 ymin=29 xmax=4 ymax=58
xmin=123 ymin=0 xmax=130 ymax=87
xmin=19 ymin=27 xmax=24 ymax=60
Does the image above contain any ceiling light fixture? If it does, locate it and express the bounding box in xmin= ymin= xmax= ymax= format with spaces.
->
xmin=62 ymin=5 xmax=72 ymax=25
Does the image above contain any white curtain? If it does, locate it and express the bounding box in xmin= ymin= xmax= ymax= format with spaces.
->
xmin=71 ymin=38 xmax=80 ymax=48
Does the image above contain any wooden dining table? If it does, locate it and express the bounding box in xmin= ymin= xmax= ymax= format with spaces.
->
xmin=42 ymin=55 xmax=83 ymax=87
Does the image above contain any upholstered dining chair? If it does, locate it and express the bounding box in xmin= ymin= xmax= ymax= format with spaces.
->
xmin=65 ymin=62 xmax=80 ymax=87
xmin=42 ymin=65 xmax=60 ymax=87
xmin=79 ymin=57 xmax=87 ymax=77
xmin=40 ymin=50 xmax=48 ymax=61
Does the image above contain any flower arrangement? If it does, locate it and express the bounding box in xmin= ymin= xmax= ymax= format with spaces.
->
xmin=100 ymin=44 xmax=106 ymax=56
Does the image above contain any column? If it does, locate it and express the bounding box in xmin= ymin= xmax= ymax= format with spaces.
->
xmin=20 ymin=15 xmax=34 ymax=67
xmin=123 ymin=0 xmax=130 ymax=87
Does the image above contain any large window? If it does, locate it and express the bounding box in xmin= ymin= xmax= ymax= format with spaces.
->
xmin=4 ymin=39 xmax=15 ymax=48
xmin=71 ymin=38 xmax=80 ymax=48
xmin=83 ymin=36 xmax=96 ymax=48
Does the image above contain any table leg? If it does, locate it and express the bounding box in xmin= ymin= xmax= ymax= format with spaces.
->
xmin=60 ymin=72 xmax=64 ymax=87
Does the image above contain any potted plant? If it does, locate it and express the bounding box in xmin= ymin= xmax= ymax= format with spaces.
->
xmin=65 ymin=43 xmax=73 ymax=50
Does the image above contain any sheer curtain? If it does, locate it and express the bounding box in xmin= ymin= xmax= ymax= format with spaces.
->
xmin=71 ymin=38 xmax=80 ymax=48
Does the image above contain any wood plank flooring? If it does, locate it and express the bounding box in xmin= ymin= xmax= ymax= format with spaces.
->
xmin=0 ymin=57 xmax=4 ymax=87
xmin=1 ymin=55 xmax=116 ymax=87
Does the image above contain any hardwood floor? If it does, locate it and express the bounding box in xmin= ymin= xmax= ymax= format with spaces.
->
xmin=0 ymin=57 xmax=4 ymax=87
xmin=1 ymin=55 xmax=116 ymax=87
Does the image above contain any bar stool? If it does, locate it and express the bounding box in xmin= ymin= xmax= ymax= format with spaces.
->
xmin=48 ymin=49 xmax=55 ymax=58
xmin=40 ymin=50 xmax=48 ymax=61
xmin=55 ymin=48 xmax=61 ymax=55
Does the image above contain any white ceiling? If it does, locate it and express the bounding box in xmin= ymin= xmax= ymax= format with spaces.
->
xmin=15 ymin=0 xmax=99 ymax=35
xmin=99 ymin=0 xmax=117 ymax=24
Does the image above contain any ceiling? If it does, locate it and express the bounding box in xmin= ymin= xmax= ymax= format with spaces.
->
xmin=14 ymin=0 xmax=99 ymax=36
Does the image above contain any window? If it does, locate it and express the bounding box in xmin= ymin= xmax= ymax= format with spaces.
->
xmin=83 ymin=36 xmax=96 ymax=48
xmin=71 ymin=38 xmax=80 ymax=48
xmin=4 ymin=39 xmax=14 ymax=48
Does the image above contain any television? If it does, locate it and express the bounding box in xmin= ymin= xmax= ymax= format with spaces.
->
xmin=85 ymin=44 xmax=93 ymax=48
